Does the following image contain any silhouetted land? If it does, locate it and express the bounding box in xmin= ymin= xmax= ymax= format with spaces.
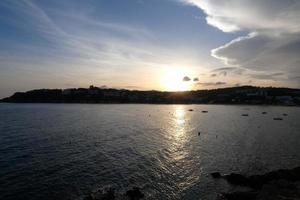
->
xmin=1 ymin=86 xmax=300 ymax=106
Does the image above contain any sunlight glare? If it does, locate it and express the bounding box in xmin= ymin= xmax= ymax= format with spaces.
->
xmin=161 ymin=68 xmax=193 ymax=91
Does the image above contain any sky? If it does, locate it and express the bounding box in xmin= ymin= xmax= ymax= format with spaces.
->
xmin=0 ymin=0 xmax=299 ymax=98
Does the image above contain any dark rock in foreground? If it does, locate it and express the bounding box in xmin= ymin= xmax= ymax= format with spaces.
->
xmin=224 ymin=166 xmax=300 ymax=189
xmin=86 ymin=187 xmax=144 ymax=200
xmin=86 ymin=188 xmax=115 ymax=200
xmin=125 ymin=187 xmax=144 ymax=200
xmin=222 ymin=191 xmax=258 ymax=200
xmin=211 ymin=172 xmax=221 ymax=178
xmin=213 ymin=166 xmax=300 ymax=200
xmin=220 ymin=180 xmax=300 ymax=200
xmin=224 ymin=173 xmax=250 ymax=187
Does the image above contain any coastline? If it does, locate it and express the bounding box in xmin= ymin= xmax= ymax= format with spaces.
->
xmin=1 ymin=101 xmax=299 ymax=107
xmin=1 ymin=86 xmax=300 ymax=106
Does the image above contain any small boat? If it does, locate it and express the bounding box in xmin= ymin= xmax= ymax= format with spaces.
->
xmin=202 ymin=111 xmax=208 ymax=113
xmin=242 ymin=114 xmax=249 ymax=116
xmin=273 ymin=117 xmax=283 ymax=121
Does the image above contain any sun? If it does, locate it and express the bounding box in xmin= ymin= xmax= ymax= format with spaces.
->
xmin=161 ymin=68 xmax=193 ymax=91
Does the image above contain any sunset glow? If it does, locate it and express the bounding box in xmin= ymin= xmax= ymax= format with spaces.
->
xmin=0 ymin=0 xmax=299 ymax=98
xmin=161 ymin=68 xmax=193 ymax=91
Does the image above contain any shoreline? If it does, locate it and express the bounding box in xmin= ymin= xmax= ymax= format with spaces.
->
xmin=2 ymin=86 xmax=299 ymax=106
xmin=0 ymin=102 xmax=299 ymax=107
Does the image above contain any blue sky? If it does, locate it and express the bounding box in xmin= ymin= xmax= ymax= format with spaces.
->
xmin=0 ymin=0 xmax=299 ymax=97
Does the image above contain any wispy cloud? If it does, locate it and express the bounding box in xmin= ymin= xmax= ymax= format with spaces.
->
xmin=2 ymin=0 xmax=208 ymax=97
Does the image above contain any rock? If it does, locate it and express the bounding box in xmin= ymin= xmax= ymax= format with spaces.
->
xmin=223 ymin=191 xmax=258 ymax=200
xmin=125 ymin=187 xmax=144 ymax=200
xmin=198 ymin=132 xmax=201 ymax=136
xmin=87 ymin=188 xmax=115 ymax=200
xmin=222 ymin=167 xmax=300 ymax=189
xmin=262 ymin=112 xmax=267 ymax=114
xmin=220 ymin=167 xmax=300 ymax=200
xmin=211 ymin=172 xmax=222 ymax=178
xmin=224 ymin=173 xmax=250 ymax=186
xmin=283 ymin=113 xmax=288 ymax=116
xmin=241 ymin=114 xmax=249 ymax=117
xmin=255 ymin=180 xmax=300 ymax=200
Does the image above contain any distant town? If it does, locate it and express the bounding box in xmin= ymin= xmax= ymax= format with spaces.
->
xmin=1 ymin=85 xmax=300 ymax=106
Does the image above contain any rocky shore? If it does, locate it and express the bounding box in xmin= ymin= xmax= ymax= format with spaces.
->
xmin=212 ymin=166 xmax=300 ymax=200
xmin=85 ymin=166 xmax=300 ymax=200
xmin=85 ymin=187 xmax=144 ymax=200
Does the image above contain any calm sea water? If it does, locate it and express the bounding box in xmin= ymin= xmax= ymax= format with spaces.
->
xmin=0 ymin=103 xmax=300 ymax=200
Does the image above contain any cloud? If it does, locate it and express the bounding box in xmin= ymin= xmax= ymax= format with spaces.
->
xmin=220 ymin=71 xmax=227 ymax=76
xmin=1 ymin=0 xmax=208 ymax=97
xmin=183 ymin=76 xmax=191 ymax=81
xmin=181 ymin=0 xmax=300 ymax=33
xmin=211 ymin=66 xmax=286 ymax=80
xmin=0 ymin=0 xmax=156 ymax=67
xmin=211 ymin=67 xmax=237 ymax=72
xmin=125 ymin=85 xmax=144 ymax=90
xmin=211 ymin=33 xmax=300 ymax=74
xmin=181 ymin=0 xmax=300 ymax=87
xmin=196 ymin=81 xmax=226 ymax=86
xmin=210 ymin=67 xmax=245 ymax=77
xmin=247 ymin=72 xmax=285 ymax=80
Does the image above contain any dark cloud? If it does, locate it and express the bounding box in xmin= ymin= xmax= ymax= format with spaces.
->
xmin=183 ymin=76 xmax=191 ymax=81
xmin=248 ymin=72 xmax=285 ymax=80
xmin=193 ymin=77 xmax=199 ymax=82
xmin=196 ymin=81 xmax=226 ymax=86
xmin=125 ymin=86 xmax=143 ymax=89
xmin=211 ymin=67 xmax=245 ymax=77
xmin=211 ymin=67 xmax=237 ymax=72
xmin=219 ymin=71 xmax=227 ymax=76
xmin=234 ymin=68 xmax=246 ymax=75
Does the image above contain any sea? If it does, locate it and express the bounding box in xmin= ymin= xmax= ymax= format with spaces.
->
xmin=0 ymin=103 xmax=299 ymax=200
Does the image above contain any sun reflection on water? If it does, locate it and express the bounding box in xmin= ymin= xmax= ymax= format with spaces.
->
xmin=155 ymin=105 xmax=200 ymax=194
xmin=173 ymin=106 xmax=187 ymax=140
xmin=175 ymin=107 xmax=185 ymax=124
